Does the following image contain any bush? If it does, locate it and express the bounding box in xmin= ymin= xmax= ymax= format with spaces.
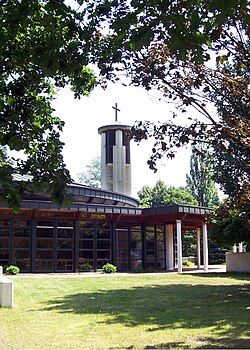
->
xmin=182 ymin=260 xmax=195 ymax=267
xmin=79 ymin=262 xmax=93 ymax=271
xmin=5 ymin=265 xmax=20 ymax=275
xmin=145 ymin=266 xmax=155 ymax=273
xmin=102 ymin=263 xmax=117 ymax=274
xmin=209 ymin=241 xmax=227 ymax=264
xmin=133 ymin=261 xmax=144 ymax=273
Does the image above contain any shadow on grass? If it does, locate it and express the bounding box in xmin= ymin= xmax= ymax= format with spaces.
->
xmin=39 ymin=282 xmax=250 ymax=348
xmin=188 ymin=272 xmax=250 ymax=281
xmin=109 ymin=337 xmax=250 ymax=349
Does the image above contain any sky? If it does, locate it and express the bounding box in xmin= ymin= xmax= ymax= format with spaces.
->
xmin=53 ymin=83 xmax=192 ymax=198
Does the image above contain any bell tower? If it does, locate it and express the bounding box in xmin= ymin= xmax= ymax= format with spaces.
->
xmin=98 ymin=103 xmax=132 ymax=196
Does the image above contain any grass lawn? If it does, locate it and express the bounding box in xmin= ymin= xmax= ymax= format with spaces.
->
xmin=0 ymin=272 xmax=249 ymax=349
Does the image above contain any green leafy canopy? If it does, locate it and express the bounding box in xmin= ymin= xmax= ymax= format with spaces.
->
xmin=138 ymin=180 xmax=198 ymax=208
xmin=0 ymin=0 xmax=97 ymax=210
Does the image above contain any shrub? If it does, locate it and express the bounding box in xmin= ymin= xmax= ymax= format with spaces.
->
xmin=145 ymin=266 xmax=155 ymax=273
xmin=133 ymin=260 xmax=144 ymax=273
xmin=5 ymin=265 xmax=20 ymax=275
xmin=79 ymin=262 xmax=93 ymax=271
xmin=102 ymin=263 xmax=117 ymax=274
xmin=182 ymin=260 xmax=195 ymax=267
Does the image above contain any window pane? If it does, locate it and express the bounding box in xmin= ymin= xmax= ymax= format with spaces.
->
xmin=57 ymin=229 xmax=73 ymax=239
xmin=130 ymin=225 xmax=141 ymax=231
xmin=15 ymin=259 xmax=30 ymax=271
xmin=79 ymin=230 xmax=93 ymax=239
xmin=157 ymin=250 xmax=165 ymax=260
xmin=79 ymin=221 xmax=94 ymax=229
xmin=131 ymin=231 xmax=142 ymax=249
xmin=0 ymin=238 xmax=9 ymax=249
xmin=14 ymin=228 xmax=30 ymax=237
xmin=37 ymin=220 xmax=53 ymax=227
xmin=36 ymin=260 xmax=53 ymax=271
xmin=156 ymin=231 xmax=165 ymax=241
xmin=115 ymin=240 xmax=128 ymax=250
xmin=57 ymin=221 xmax=73 ymax=228
xmin=0 ymin=250 xmax=9 ymax=259
xmin=13 ymin=250 xmax=30 ymax=259
xmin=156 ymin=225 xmax=165 ymax=233
xmin=146 ymin=231 xmax=154 ymax=241
xmin=57 ymin=240 xmax=73 ymax=249
xmin=130 ymin=250 xmax=142 ymax=259
xmin=157 ymin=242 xmax=165 ymax=251
xmin=146 ymin=250 xmax=155 ymax=257
xmin=106 ymin=130 xmax=116 ymax=145
xmin=97 ymin=230 xmax=110 ymax=239
xmin=106 ymin=146 xmax=113 ymax=163
xmin=115 ymin=230 xmax=128 ymax=241
xmin=0 ymin=228 xmax=10 ymax=236
xmin=116 ymin=250 xmax=128 ymax=259
xmin=157 ymin=260 xmax=166 ymax=270
xmin=146 ymin=241 xmax=154 ymax=250
xmin=37 ymin=228 xmax=53 ymax=238
xmin=0 ymin=219 xmax=10 ymax=227
xmin=97 ymin=222 xmax=110 ymax=230
xmin=79 ymin=250 xmax=93 ymax=259
xmin=57 ymin=250 xmax=73 ymax=259
xmin=36 ymin=250 xmax=53 ymax=259
xmin=79 ymin=240 xmax=93 ymax=249
xmin=37 ymin=239 xmax=53 ymax=249
xmin=145 ymin=262 xmax=155 ymax=269
xmin=146 ymin=225 xmax=154 ymax=233
xmin=115 ymin=223 xmax=128 ymax=230
xmin=97 ymin=250 xmax=110 ymax=259
xmin=97 ymin=240 xmax=110 ymax=250
xmin=14 ymin=238 xmax=29 ymax=249
xmin=57 ymin=261 xmax=73 ymax=271
xmin=79 ymin=259 xmax=93 ymax=267
xmin=96 ymin=260 xmax=110 ymax=269
xmin=116 ymin=260 xmax=128 ymax=271
xmin=131 ymin=259 xmax=142 ymax=270
xmin=14 ymin=220 xmax=30 ymax=228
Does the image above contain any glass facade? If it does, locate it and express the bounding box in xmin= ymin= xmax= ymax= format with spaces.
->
xmin=36 ymin=220 xmax=54 ymax=272
xmin=0 ymin=218 xmax=167 ymax=273
xmin=115 ymin=223 xmax=166 ymax=271
xmin=13 ymin=220 xmax=31 ymax=272
xmin=0 ymin=219 xmax=10 ymax=267
xmin=145 ymin=225 xmax=166 ymax=270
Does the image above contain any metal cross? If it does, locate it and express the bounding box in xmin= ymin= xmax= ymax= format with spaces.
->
xmin=112 ymin=103 xmax=120 ymax=122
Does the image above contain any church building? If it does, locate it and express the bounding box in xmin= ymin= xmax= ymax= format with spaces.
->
xmin=0 ymin=106 xmax=211 ymax=273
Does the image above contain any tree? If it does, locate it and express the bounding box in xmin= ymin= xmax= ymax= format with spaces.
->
xmin=138 ymin=180 xmax=198 ymax=207
xmin=77 ymin=156 xmax=101 ymax=188
xmin=211 ymin=203 xmax=250 ymax=247
xmin=0 ymin=0 xmax=97 ymax=210
xmin=138 ymin=180 xmax=198 ymax=258
xmin=0 ymin=146 xmax=7 ymax=162
xmin=84 ymin=0 xmax=249 ymax=243
xmin=186 ymin=142 xmax=219 ymax=207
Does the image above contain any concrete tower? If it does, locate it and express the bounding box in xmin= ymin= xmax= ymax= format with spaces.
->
xmin=98 ymin=104 xmax=132 ymax=196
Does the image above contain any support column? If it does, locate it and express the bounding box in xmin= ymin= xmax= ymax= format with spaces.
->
xmin=165 ymin=225 xmax=174 ymax=271
xmin=176 ymin=220 xmax=182 ymax=273
xmin=239 ymin=242 xmax=243 ymax=253
xmin=196 ymin=228 xmax=201 ymax=269
xmin=100 ymin=133 xmax=107 ymax=189
xmin=202 ymin=222 xmax=209 ymax=272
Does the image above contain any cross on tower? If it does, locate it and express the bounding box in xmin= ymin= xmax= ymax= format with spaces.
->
xmin=112 ymin=103 xmax=120 ymax=122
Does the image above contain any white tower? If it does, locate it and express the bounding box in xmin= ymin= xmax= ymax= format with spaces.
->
xmin=98 ymin=104 xmax=132 ymax=196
